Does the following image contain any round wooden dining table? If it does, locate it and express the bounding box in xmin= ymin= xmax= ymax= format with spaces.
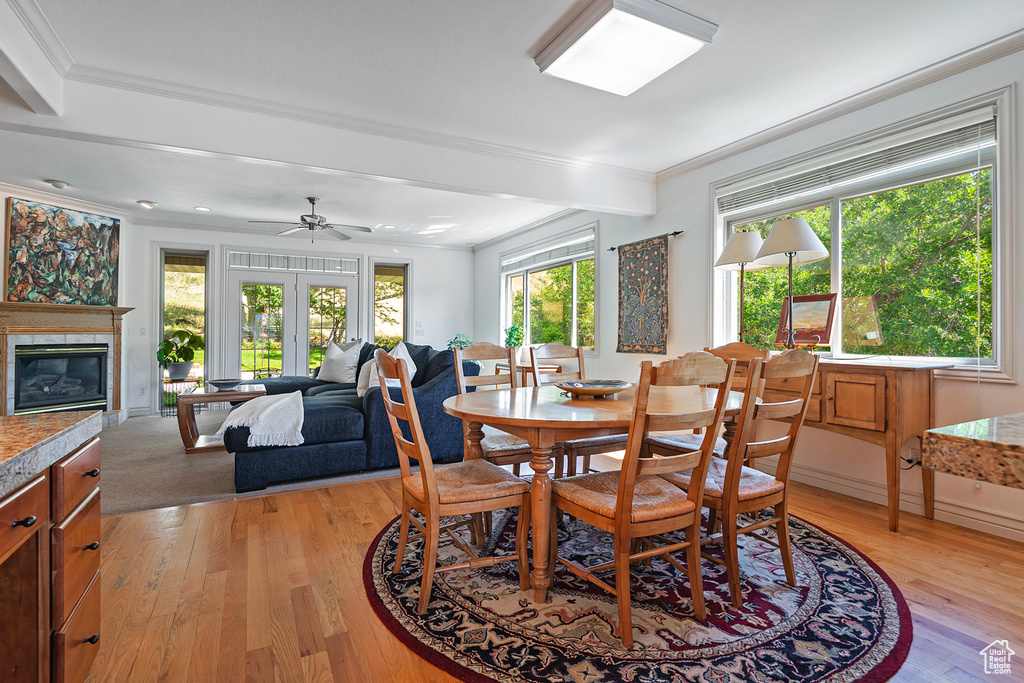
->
xmin=443 ymin=384 xmax=745 ymax=603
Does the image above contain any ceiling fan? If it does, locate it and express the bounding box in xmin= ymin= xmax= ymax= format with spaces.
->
xmin=248 ymin=197 xmax=373 ymax=241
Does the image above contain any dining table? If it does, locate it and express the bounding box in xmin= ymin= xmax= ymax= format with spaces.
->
xmin=442 ymin=383 xmax=746 ymax=603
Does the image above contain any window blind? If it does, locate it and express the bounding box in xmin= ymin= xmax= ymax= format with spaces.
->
xmin=228 ymin=251 xmax=358 ymax=275
xmin=500 ymin=228 xmax=596 ymax=275
xmin=717 ymin=115 xmax=996 ymax=216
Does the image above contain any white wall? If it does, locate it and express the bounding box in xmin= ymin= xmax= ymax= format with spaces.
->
xmin=121 ymin=223 xmax=475 ymax=416
xmin=473 ymin=50 xmax=1024 ymax=540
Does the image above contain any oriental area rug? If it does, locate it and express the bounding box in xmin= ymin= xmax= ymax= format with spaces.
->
xmin=364 ymin=511 xmax=912 ymax=683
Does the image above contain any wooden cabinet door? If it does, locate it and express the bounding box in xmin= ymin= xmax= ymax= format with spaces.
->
xmin=825 ymin=373 xmax=886 ymax=431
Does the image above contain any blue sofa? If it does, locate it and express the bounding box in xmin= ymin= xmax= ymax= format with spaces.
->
xmin=224 ymin=342 xmax=480 ymax=491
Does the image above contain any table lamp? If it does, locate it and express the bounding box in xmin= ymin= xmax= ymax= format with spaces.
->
xmin=715 ymin=230 xmax=765 ymax=343
xmin=755 ymin=218 xmax=829 ymax=349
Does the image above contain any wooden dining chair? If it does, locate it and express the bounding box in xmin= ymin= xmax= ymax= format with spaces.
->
xmin=645 ymin=342 xmax=770 ymax=459
xmin=530 ymin=342 xmax=628 ymax=476
xmin=661 ymin=348 xmax=818 ymax=608
xmin=548 ymin=352 xmax=737 ymax=647
xmin=375 ymin=349 xmax=532 ymax=614
xmin=454 ymin=343 xmax=565 ymax=478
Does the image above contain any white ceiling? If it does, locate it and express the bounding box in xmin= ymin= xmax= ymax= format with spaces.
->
xmin=2 ymin=0 xmax=1024 ymax=245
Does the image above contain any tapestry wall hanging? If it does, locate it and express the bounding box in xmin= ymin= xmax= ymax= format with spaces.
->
xmin=616 ymin=234 xmax=668 ymax=353
xmin=5 ymin=197 xmax=120 ymax=306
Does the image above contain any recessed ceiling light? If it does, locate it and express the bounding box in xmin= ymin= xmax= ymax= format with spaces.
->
xmin=136 ymin=200 xmax=157 ymax=209
xmin=193 ymin=206 xmax=212 ymax=212
xmin=381 ymin=224 xmax=396 ymax=230
xmin=44 ymin=179 xmax=69 ymax=189
xmin=535 ymin=0 xmax=717 ymax=96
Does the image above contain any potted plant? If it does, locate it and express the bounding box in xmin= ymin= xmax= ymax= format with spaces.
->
xmin=503 ymin=325 xmax=524 ymax=348
xmin=447 ymin=333 xmax=472 ymax=351
xmin=158 ymin=330 xmax=205 ymax=381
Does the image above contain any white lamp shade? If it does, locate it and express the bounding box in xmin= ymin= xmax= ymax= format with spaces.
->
xmin=715 ymin=231 xmax=766 ymax=270
xmin=754 ymin=217 xmax=829 ymax=266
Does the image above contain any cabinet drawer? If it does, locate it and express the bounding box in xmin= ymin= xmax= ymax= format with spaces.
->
xmin=52 ymin=438 xmax=101 ymax=522
xmin=825 ymin=373 xmax=886 ymax=431
xmin=0 ymin=476 xmax=48 ymax=565
xmin=53 ymin=571 xmax=100 ymax=683
xmin=761 ymin=391 xmax=820 ymax=423
xmin=764 ymin=371 xmax=820 ymax=396
xmin=52 ymin=488 xmax=101 ymax=627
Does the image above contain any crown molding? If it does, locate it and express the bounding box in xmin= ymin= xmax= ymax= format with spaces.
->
xmin=7 ymin=0 xmax=74 ymax=76
xmin=656 ymin=28 xmax=1024 ymax=183
xmin=0 ymin=180 xmax=129 ymax=221
xmin=131 ymin=218 xmax=475 ymax=252
xmin=472 ymin=208 xmax=586 ymax=252
xmin=64 ymin=64 xmax=653 ymax=185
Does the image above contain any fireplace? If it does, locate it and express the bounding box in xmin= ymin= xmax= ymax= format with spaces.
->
xmin=14 ymin=344 xmax=108 ymax=415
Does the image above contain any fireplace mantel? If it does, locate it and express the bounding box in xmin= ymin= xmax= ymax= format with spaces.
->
xmin=0 ymin=302 xmax=133 ymax=416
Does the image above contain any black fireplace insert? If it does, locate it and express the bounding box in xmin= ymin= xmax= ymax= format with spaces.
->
xmin=14 ymin=344 xmax=108 ymax=414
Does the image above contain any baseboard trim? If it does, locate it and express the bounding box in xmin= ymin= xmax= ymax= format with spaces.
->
xmin=759 ymin=461 xmax=1024 ymax=543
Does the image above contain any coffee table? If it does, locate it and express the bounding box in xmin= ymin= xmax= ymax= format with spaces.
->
xmin=176 ymin=384 xmax=266 ymax=453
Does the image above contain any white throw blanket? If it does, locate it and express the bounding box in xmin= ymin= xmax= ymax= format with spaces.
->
xmin=215 ymin=390 xmax=305 ymax=448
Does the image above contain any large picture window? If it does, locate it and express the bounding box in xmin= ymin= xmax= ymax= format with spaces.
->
xmin=717 ymin=105 xmax=1000 ymax=368
xmin=502 ymin=228 xmax=596 ymax=351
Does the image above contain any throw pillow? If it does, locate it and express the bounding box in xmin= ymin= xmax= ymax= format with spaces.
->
xmin=317 ymin=339 xmax=362 ymax=383
xmin=356 ymin=343 xmax=418 ymax=397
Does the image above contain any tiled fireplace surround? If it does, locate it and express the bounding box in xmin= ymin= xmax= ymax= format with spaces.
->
xmin=0 ymin=302 xmax=132 ymax=427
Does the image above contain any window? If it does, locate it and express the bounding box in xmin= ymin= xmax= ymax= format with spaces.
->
xmin=307 ymin=286 xmax=347 ymax=374
xmin=503 ymin=227 xmax=596 ymax=351
xmin=717 ymin=104 xmax=1001 ymax=370
xmin=374 ymin=264 xmax=407 ymax=347
xmin=162 ymin=252 xmax=206 ymax=380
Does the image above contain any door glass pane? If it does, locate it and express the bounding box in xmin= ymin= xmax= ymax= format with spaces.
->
xmin=308 ymin=286 xmax=347 ymax=375
xmin=734 ymin=205 xmax=832 ymax=349
xmin=241 ymin=284 xmax=284 ymax=379
xmin=575 ymin=258 xmax=595 ymax=351
xmin=528 ymin=262 xmax=573 ymax=345
xmin=374 ymin=265 xmax=406 ymax=348
xmin=840 ymin=169 xmax=992 ymax=358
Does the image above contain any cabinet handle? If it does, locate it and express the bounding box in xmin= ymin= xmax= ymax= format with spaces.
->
xmin=12 ymin=515 xmax=36 ymax=528
xmin=84 ymin=468 xmax=100 ymax=477
xmin=83 ymin=541 xmax=100 ymax=550
xmin=83 ymin=634 xmax=99 ymax=645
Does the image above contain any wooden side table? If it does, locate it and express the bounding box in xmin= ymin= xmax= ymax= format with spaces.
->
xmin=493 ymin=361 xmax=561 ymax=387
xmin=176 ymin=384 xmax=265 ymax=454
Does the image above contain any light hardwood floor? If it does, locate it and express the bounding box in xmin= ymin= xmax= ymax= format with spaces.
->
xmin=89 ymin=469 xmax=1024 ymax=682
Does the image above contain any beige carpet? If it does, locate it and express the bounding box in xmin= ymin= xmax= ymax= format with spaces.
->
xmin=99 ymin=410 xmax=400 ymax=516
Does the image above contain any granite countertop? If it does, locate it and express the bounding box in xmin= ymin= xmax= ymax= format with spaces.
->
xmin=927 ymin=412 xmax=1024 ymax=452
xmin=0 ymin=411 xmax=103 ymax=499
xmin=922 ymin=412 xmax=1024 ymax=489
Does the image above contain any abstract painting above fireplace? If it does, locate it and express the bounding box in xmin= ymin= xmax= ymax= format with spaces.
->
xmin=4 ymin=197 xmax=120 ymax=306
xmin=14 ymin=344 xmax=108 ymax=415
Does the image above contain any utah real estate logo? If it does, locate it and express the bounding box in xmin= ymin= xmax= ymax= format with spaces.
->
xmin=980 ymin=640 xmax=1015 ymax=675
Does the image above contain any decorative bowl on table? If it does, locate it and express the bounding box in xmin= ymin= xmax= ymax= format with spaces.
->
xmin=207 ymin=379 xmax=241 ymax=391
xmin=555 ymin=379 xmax=632 ymax=399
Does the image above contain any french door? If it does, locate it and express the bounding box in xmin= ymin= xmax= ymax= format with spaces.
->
xmin=226 ymin=271 xmax=359 ymax=378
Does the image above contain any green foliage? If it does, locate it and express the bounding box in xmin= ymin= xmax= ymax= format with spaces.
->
xmin=504 ymin=324 xmax=524 ymax=347
xmin=740 ymin=170 xmax=992 ymax=358
xmin=447 ymin=333 xmax=472 ymax=351
xmin=517 ymin=258 xmax=595 ymax=349
xmin=157 ymin=330 xmax=205 ymax=366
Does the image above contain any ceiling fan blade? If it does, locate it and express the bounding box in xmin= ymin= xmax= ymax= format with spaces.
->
xmin=325 ymin=227 xmax=352 ymax=241
xmin=250 ymin=220 xmax=303 ymax=225
xmin=278 ymin=226 xmax=308 ymax=235
xmin=327 ymin=224 xmax=373 ymax=233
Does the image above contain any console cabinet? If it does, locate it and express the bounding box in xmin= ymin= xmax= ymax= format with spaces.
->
xmin=0 ymin=433 xmax=101 ymax=683
xmin=765 ymin=359 xmax=946 ymax=532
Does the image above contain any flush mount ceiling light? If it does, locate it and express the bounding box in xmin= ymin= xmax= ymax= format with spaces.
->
xmin=535 ymin=0 xmax=717 ymax=96
xmin=136 ymin=200 xmax=157 ymax=209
